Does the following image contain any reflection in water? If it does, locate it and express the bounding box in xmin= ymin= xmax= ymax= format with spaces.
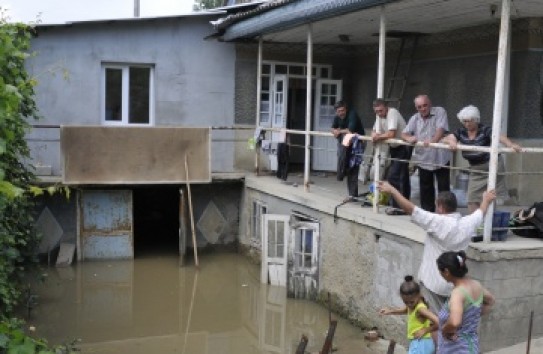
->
xmin=22 ymin=253 xmax=371 ymax=353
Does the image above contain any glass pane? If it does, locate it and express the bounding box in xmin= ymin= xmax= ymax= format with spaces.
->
xmin=322 ymin=84 xmax=328 ymax=94
xmin=276 ymin=65 xmax=287 ymax=74
xmin=289 ymin=65 xmax=303 ymax=75
xmin=277 ymin=243 xmax=283 ymax=258
xmin=321 ymin=67 xmax=329 ymax=78
xmin=304 ymin=230 xmax=313 ymax=253
xmin=262 ymin=77 xmax=269 ymax=91
xmin=320 ymin=96 xmax=327 ymax=105
xmin=268 ymin=221 xmax=275 ymax=257
xmin=105 ymin=68 xmax=122 ymax=121
xmin=277 ymin=221 xmax=284 ymax=245
xmin=262 ymin=64 xmax=271 ymax=74
xmin=312 ymin=67 xmax=317 ymax=76
xmin=305 ymin=254 xmax=312 ymax=267
xmin=331 ymin=85 xmax=337 ymax=95
xmin=296 ymin=254 xmax=302 ymax=267
xmin=260 ymin=112 xmax=269 ymax=124
xmin=261 ymin=93 xmax=269 ymax=102
xmin=276 ymin=80 xmax=283 ymax=91
xmin=330 ymin=96 xmax=337 ymax=106
xmin=128 ymin=67 xmax=150 ymax=124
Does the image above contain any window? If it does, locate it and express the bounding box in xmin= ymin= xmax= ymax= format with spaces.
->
xmin=251 ymin=200 xmax=267 ymax=243
xmin=294 ymin=228 xmax=314 ymax=270
xmin=102 ymin=64 xmax=154 ymax=125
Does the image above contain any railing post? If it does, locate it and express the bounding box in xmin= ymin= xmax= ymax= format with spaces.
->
xmin=484 ymin=0 xmax=510 ymax=242
xmin=304 ymin=24 xmax=313 ymax=192
xmin=373 ymin=6 xmax=386 ymax=212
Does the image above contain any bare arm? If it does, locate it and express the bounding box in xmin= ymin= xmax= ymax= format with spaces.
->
xmin=478 ymin=189 xmax=497 ymax=215
xmin=424 ymin=127 xmax=446 ymax=147
xmin=481 ymin=287 xmax=495 ymax=315
xmin=442 ymin=288 xmax=464 ymax=340
xmin=442 ymin=133 xmax=458 ymax=150
xmin=401 ymin=131 xmax=417 ymax=144
xmin=377 ymin=181 xmax=415 ymax=215
xmin=499 ymin=135 xmax=522 ymax=152
xmin=372 ymin=129 xmax=396 ymax=142
xmin=413 ymin=307 xmax=439 ymax=338
xmin=379 ymin=306 xmax=408 ymax=316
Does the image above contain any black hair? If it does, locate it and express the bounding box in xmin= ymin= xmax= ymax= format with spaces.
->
xmin=399 ymin=275 xmax=421 ymax=296
xmin=437 ymin=251 xmax=468 ymax=277
xmin=436 ymin=191 xmax=457 ymax=212
xmin=334 ymin=100 xmax=347 ymax=110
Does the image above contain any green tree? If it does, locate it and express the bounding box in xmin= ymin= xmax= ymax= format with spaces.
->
xmin=0 ymin=18 xmax=40 ymax=315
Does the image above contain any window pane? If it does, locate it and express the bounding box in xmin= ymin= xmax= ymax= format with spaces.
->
xmin=129 ymin=67 xmax=150 ymax=124
xmin=289 ymin=65 xmax=304 ymax=75
xmin=262 ymin=77 xmax=269 ymax=91
xmin=105 ymin=68 xmax=122 ymax=121
xmin=276 ymin=65 xmax=287 ymax=74
xmin=321 ymin=67 xmax=329 ymax=78
xmin=262 ymin=64 xmax=271 ymax=74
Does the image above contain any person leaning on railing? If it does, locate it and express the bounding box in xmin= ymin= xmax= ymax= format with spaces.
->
xmin=442 ymin=105 xmax=522 ymax=213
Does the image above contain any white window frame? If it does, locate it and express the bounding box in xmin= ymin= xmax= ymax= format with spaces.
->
xmin=101 ymin=63 xmax=155 ymax=126
xmin=251 ymin=200 xmax=267 ymax=243
xmin=259 ymin=60 xmax=333 ymax=128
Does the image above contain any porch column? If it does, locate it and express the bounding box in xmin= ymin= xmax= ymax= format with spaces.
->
xmin=484 ymin=0 xmax=510 ymax=242
xmin=255 ymin=37 xmax=263 ymax=176
xmin=373 ymin=6 xmax=386 ymax=212
xmin=304 ymin=24 xmax=313 ymax=192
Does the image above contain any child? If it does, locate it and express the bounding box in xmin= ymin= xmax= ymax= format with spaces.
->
xmin=379 ymin=275 xmax=438 ymax=354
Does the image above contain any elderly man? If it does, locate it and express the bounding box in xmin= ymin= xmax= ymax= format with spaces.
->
xmin=377 ymin=180 xmax=496 ymax=313
xmin=331 ymin=100 xmax=365 ymax=200
xmin=371 ymin=99 xmax=410 ymax=214
xmin=401 ymin=95 xmax=452 ymax=212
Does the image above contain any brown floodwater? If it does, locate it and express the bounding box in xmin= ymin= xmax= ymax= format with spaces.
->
xmin=20 ymin=253 xmax=381 ymax=354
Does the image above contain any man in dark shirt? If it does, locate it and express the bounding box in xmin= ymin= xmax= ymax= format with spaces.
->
xmin=331 ymin=100 xmax=365 ymax=200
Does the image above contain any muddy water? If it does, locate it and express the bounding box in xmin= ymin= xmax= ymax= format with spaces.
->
xmin=22 ymin=253 xmax=380 ymax=354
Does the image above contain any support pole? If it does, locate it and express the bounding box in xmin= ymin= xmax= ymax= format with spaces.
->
xmin=185 ymin=155 xmax=199 ymax=268
xmin=255 ymin=37 xmax=263 ymax=176
xmin=373 ymin=6 xmax=386 ymax=212
xmin=484 ymin=0 xmax=510 ymax=242
xmin=304 ymin=24 xmax=313 ymax=192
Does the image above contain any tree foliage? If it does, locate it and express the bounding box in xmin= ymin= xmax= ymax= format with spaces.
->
xmin=0 ymin=19 xmax=39 ymax=314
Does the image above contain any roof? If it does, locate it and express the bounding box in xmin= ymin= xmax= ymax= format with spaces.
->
xmin=217 ymin=0 xmax=543 ymax=44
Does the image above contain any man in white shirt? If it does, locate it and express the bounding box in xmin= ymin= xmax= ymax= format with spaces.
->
xmin=371 ymin=99 xmax=410 ymax=214
xmin=377 ymin=180 xmax=496 ymax=313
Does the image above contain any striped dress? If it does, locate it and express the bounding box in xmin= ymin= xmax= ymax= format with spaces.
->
xmin=437 ymin=287 xmax=483 ymax=354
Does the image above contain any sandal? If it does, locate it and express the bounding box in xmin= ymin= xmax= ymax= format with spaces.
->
xmin=385 ymin=207 xmax=406 ymax=216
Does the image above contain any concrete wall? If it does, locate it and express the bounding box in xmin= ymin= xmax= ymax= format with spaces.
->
xmin=26 ymin=16 xmax=237 ymax=174
xmin=239 ymin=185 xmax=543 ymax=352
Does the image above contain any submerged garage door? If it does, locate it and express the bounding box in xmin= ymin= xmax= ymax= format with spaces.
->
xmin=79 ymin=190 xmax=133 ymax=260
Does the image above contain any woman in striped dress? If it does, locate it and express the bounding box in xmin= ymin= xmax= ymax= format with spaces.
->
xmin=436 ymin=251 xmax=495 ymax=353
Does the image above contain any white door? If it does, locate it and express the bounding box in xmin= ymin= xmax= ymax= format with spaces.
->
xmin=312 ymin=79 xmax=342 ymax=171
xmin=261 ymin=214 xmax=289 ymax=287
xmin=271 ymin=75 xmax=289 ymax=139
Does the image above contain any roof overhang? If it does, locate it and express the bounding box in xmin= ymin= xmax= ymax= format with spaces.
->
xmin=219 ymin=0 xmax=543 ymax=45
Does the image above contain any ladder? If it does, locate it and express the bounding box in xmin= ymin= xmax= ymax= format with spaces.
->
xmin=386 ymin=34 xmax=419 ymax=109
xmin=361 ymin=34 xmax=419 ymax=184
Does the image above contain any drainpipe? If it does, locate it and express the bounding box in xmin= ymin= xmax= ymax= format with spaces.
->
xmin=255 ymin=37 xmax=263 ymax=175
xmin=134 ymin=0 xmax=140 ymax=17
xmin=304 ymin=24 xmax=313 ymax=192
xmin=373 ymin=6 xmax=386 ymax=212
xmin=484 ymin=0 xmax=510 ymax=242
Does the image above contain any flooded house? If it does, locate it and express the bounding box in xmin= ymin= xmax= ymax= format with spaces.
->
xmin=26 ymin=0 xmax=543 ymax=352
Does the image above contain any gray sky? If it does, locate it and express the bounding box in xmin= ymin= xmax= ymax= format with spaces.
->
xmin=0 ymin=0 xmax=196 ymax=24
